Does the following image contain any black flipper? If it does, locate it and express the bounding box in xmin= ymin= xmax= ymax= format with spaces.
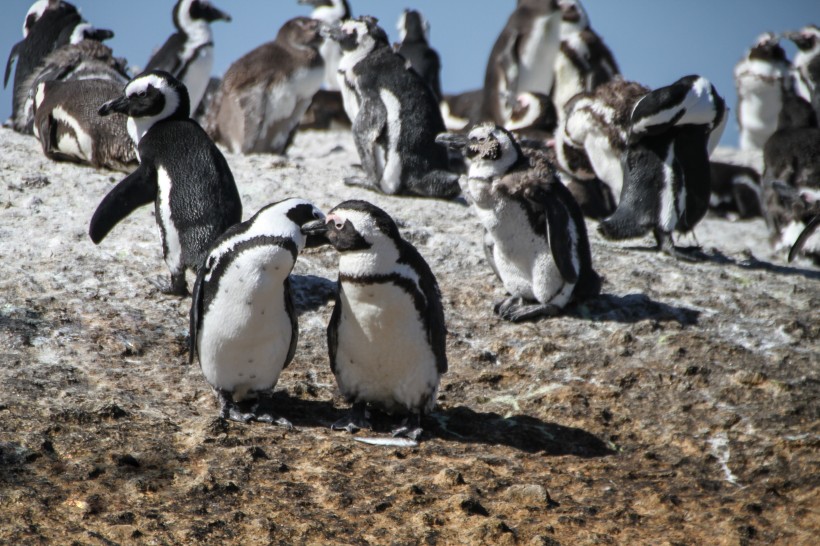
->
xmin=282 ymin=276 xmax=298 ymax=370
xmin=89 ymin=164 xmax=157 ymax=244
xmin=189 ymin=263 xmax=207 ymax=364
xmin=527 ymin=184 xmax=579 ymax=284
xmin=4 ymin=40 xmax=22 ymax=88
xmin=789 ymin=216 xmax=820 ymax=263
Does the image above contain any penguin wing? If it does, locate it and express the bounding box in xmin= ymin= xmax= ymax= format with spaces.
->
xmin=4 ymin=40 xmax=23 ymax=88
xmin=88 ymin=163 xmax=158 ymax=244
xmin=144 ymin=33 xmax=185 ymax=75
xmin=327 ymin=280 xmax=342 ymax=375
xmin=282 ymin=276 xmax=298 ymax=370
xmin=528 ymin=184 xmax=579 ymax=284
xmin=189 ymin=264 xmax=206 ymax=365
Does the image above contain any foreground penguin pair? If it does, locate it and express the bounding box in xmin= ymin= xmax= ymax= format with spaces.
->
xmin=190 ymin=199 xmax=447 ymax=442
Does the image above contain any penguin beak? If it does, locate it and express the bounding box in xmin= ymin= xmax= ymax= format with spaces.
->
xmin=301 ymin=219 xmax=329 ymax=248
xmin=88 ymin=28 xmax=115 ymax=42
xmin=200 ymin=3 xmax=231 ymax=23
xmin=98 ymin=95 xmax=130 ymax=116
xmin=435 ymin=132 xmax=469 ymax=152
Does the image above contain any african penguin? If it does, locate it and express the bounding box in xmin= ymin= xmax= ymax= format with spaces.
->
xmin=479 ymin=0 xmax=562 ymax=125
xmin=31 ymin=78 xmax=136 ymax=172
xmin=506 ymin=91 xmax=558 ymax=142
xmin=144 ymin=0 xmax=231 ymax=115
xmin=554 ymin=77 xmax=650 ymax=203
xmin=5 ymin=0 xmax=83 ymax=132
xmin=551 ymin=0 xmax=619 ymax=116
xmin=16 ymin=30 xmax=128 ymax=133
xmin=324 ymin=16 xmax=459 ymax=198
xmin=786 ymin=25 xmax=820 ymax=120
xmin=734 ymin=32 xmax=791 ymax=151
xmin=708 ymin=161 xmax=762 ymax=219
xmin=394 ymin=9 xmax=442 ymax=102
xmin=207 ymin=17 xmax=324 ymax=155
xmin=301 ymin=200 xmax=447 ymax=441
xmin=437 ymin=124 xmax=600 ymax=322
xmin=190 ymin=198 xmax=326 ymax=424
xmin=89 ymin=71 xmax=242 ymax=296
xmin=299 ymin=0 xmax=351 ymax=91
xmin=598 ymin=75 xmax=726 ymax=260
xmin=440 ymin=88 xmax=483 ymax=131
xmin=22 ymin=0 xmax=52 ymax=38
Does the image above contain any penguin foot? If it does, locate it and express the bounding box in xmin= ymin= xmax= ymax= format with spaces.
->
xmin=252 ymin=396 xmax=293 ymax=429
xmin=343 ymin=176 xmax=377 ymax=191
xmin=655 ymin=231 xmax=706 ymax=262
xmin=149 ymin=274 xmax=189 ymax=296
xmin=331 ymin=403 xmax=371 ymax=433
xmin=218 ymin=391 xmax=254 ymax=423
xmin=494 ymin=297 xmax=560 ymax=322
xmin=391 ymin=414 xmax=423 ymax=441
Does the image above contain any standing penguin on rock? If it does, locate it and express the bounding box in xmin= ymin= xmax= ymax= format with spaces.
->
xmin=393 ymin=9 xmax=442 ymax=102
xmin=190 ymin=198 xmax=326 ymax=424
xmin=437 ymin=124 xmax=600 ymax=322
xmin=324 ymin=16 xmax=459 ymax=198
xmin=598 ymin=75 xmax=727 ymax=260
xmin=301 ymin=200 xmax=447 ymax=442
xmin=207 ymin=17 xmax=325 ymax=154
xmin=89 ymin=71 xmax=242 ymax=296
xmin=143 ymin=0 xmax=231 ymax=115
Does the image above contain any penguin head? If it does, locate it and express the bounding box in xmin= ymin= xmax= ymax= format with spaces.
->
xmin=326 ymin=16 xmax=388 ymax=55
xmin=397 ymin=9 xmax=430 ymax=43
xmin=299 ymin=0 xmax=351 ymax=24
xmin=252 ymin=198 xmax=326 ymax=249
xmin=785 ymin=25 xmax=820 ymax=52
xmin=23 ymin=0 xmax=51 ymax=37
xmin=303 ymin=200 xmax=402 ymax=253
xmin=68 ymin=23 xmax=115 ymax=45
xmin=174 ymin=0 xmax=231 ymax=31
xmin=558 ymin=0 xmax=589 ymax=34
xmin=99 ymin=71 xmax=190 ymax=126
xmin=277 ymin=17 xmax=325 ymax=50
xmin=747 ymin=32 xmax=789 ymax=64
xmin=438 ymin=124 xmax=523 ymax=179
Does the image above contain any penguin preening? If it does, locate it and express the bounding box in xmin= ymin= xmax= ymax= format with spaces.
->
xmin=734 ymin=32 xmax=791 ymax=152
xmin=190 ymin=198 xmax=326 ymax=424
xmin=394 ymin=9 xmax=442 ymax=102
xmin=325 ymin=16 xmax=459 ymax=198
xmin=299 ymin=0 xmax=351 ymax=91
xmin=208 ymin=17 xmax=324 ymax=155
xmin=479 ymin=0 xmax=562 ymax=125
xmin=89 ymin=71 xmax=242 ymax=296
xmin=144 ymin=0 xmax=231 ymax=115
xmin=437 ymin=124 xmax=600 ymax=322
xmin=301 ymin=200 xmax=447 ymax=442
xmin=599 ymin=75 xmax=727 ymax=260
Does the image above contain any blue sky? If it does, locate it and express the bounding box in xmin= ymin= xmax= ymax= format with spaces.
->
xmin=2 ymin=0 xmax=817 ymax=147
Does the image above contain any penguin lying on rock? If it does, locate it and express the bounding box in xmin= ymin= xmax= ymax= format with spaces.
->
xmin=89 ymin=71 xmax=242 ymax=296
xmin=301 ymin=200 xmax=447 ymax=441
xmin=190 ymin=198 xmax=326 ymax=424
xmin=438 ymin=124 xmax=600 ymax=322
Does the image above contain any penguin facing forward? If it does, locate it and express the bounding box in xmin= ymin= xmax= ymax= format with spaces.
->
xmin=437 ymin=124 xmax=600 ymax=322
xmin=144 ymin=0 xmax=231 ymax=115
xmin=325 ymin=16 xmax=459 ymax=198
xmin=551 ymin=0 xmax=619 ymax=115
xmin=479 ymin=0 xmax=562 ymax=125
xmin=734 ymin=32 xmax=791 ymax=151
xmin=89 ymin=71 xmax=242 ymax=296
xmin=599 ymin=75 xmax=726 ymax=260
xmin=208 ymin=17 xmax=324 ymax=154
xmin=5 ymin=0 xmax=83 ymax=132
xmin=299 ymin=0 xmax=351 ymax=91
xmin=31 ymin=78 xmax=136 ymax=171
xmin=301 ymin=200 xmax=447 ymax=441
xmin=393 ymin=9 xmax=442 ymax=101
xmin=555 ymin=77 xmax=650 ymax=203
xmin=190 ymin=198 xmax=326 ymax=424
xmin=786 ymin=25 xmax=820 ymax=119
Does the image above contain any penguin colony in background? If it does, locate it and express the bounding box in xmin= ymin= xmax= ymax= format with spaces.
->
xmin=3 ymin=1 xmax=818 ymax=441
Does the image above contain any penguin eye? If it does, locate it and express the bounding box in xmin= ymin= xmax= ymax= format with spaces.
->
xmin=334 ymin=221 xmax=345 ymax=230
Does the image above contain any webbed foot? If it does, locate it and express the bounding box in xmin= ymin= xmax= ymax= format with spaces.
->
xmin=391 ymin=413 xmax=423 ymax=441
xmin=494 ymin=296 xmax=560 ymax=322
xmin=331 ymin=402 xmax=371 ymax=433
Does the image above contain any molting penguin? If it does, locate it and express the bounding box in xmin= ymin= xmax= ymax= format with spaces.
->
xmin=208 ymin=17 xmax=324 ymax=154
xmin=734 ymin=32 xmax=791 ymax=151
xmin=301 ymin=200 xmax=447 ymax=441
xmin=786 ymin=25 xmax=820 ymax=119
xmin=437 ymin=124 xmax=600 ymax=321
xmin=144 ymin=0 xmax=231 ymax=114
xmin=89 ymin=71 xmax=242 ymax=296
xmin=599 ymin=75 xmax=726 ymax=260
xmin=299 ymin=0 xmax=351 ymax=91
xmin=479 ymin=0 xmax=562 ymax=125
xmin=555 ymin=77 xmax=649 ymax=202
xmin=31 ymin=78 xmax=136 ymax=171
xmin=393 ymin=9 xmax=442 ymax=101
xmin=551 ymin=0 xmax=619 ymax=115
xmin=5 ymin=0 xmax=83 ymax=132
xmin=190 ymin=198 xmax=325 ymax=424
xmin=325 ymin=16 xmax=459 ymax=198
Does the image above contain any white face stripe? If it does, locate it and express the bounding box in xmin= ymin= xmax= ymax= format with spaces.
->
xmin=125 ymin=75 xmax=183 ymax=142
xmin=23 ymin=0 xmax=49 ymax=37
xmin=69 ymin=23 xmax=93 ymax=45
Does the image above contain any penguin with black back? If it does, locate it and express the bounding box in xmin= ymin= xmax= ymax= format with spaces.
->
xmin=144 ymin=0 xmax=231 ymax=115
xmin=324 ymin=16 xmax=459 ymax=198
xmin=89 ymin=70 xmax=242 ymax=296
xmin=598 ymin=75 xmax=727 ymax=260
xmin=393 ymin=9 xmax=442 ymax=101
xmin=190 ymin=198 xmax=326 ymax=424
xmin=437 ymin=123 xmax=600 ymax=321
xmin=301 ymin=200 xmax=447 ymax=441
